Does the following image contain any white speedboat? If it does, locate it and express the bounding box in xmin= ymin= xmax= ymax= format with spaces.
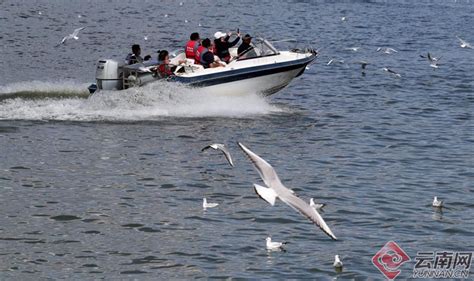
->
xmin=90 ymin=37 xmax=317 ymax=96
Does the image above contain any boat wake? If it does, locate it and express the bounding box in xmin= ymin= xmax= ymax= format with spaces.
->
xmin=0 ymin=80 xmax=286 ymax=121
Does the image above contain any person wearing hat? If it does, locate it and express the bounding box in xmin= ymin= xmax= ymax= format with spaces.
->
xmin=213 ymin=30 xmax=240 ymax=63
xmin=237 ymin=34 xmax=253 ymax=58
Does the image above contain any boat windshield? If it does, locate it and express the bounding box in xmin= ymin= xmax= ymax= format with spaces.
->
xmin=237 ymin=37 xmax=279 ymax=60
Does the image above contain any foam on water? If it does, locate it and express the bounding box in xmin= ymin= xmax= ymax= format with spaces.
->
xmin=0 ymin=80 xmax=285 ymax=121
xmin=0 ymin=80 xmax=89 ymax=95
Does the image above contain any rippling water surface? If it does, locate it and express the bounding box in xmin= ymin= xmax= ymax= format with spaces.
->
xmin=1 ymin=0 xmax=473 ymax=279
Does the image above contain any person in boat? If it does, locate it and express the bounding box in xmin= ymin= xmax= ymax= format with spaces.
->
xmin=209 ymin=41 xmax=224 ymax=64
xmin=195 ymin=38 xmax=225 ymax=68
xmin=237 ymin=34 xmax=254 ymax=59
xmin=125 ymin=44 xmax=151 ymax=65
xmin=213 ymin=31 xmax=240 ymax=63
xmin=185 ymin=32 xmax=201 ymax=61
xmin=154 ymin=50 xmax=174 ymax=78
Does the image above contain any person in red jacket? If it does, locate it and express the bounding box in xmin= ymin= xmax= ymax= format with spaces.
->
xmin=195 ymin=38 xmax=225 ymax=68
xmin=195 ymin=44 xmax=205 ymax=65
xmin=185 ymin=32 xmax=201 ymax=60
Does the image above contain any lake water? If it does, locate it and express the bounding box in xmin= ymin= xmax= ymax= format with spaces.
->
xmin=1 ymin=0 xmax=473 ymax=279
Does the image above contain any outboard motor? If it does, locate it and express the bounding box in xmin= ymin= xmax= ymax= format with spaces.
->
xmin=95 ymin=59 xmax=123 ymax=90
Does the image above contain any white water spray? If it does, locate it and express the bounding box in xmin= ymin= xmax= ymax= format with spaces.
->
xmin=0 ymin=80 xmax=287 ymax=121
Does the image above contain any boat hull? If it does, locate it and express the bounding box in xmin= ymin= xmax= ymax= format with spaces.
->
xmin=193 ymin=66 xmax=304 ymax=97
xmin=173 ymin=54 xmax=314 ymax=96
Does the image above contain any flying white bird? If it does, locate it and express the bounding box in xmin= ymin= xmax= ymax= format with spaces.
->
xmin=334 ymin=255 xmax=343 ymax=268
xmin=432 ymin=196 xmax=443 ymax=208
xmin=420 ymin=52 xmax=441 ymax=69
xmin=238 ymin=142 xmax=337 ymax=240
xmin=203 ymin=198 xmax=219 ymax=209
xmin=456 ymin=36 xmax=472 ymax=49
xmin=58 ymin=27 xmax=85 ymax=46
xmin=202 ymin=143 xmax=234 ymax=167
xmin=420 ymin=52 xmax=441 ymax=62
xmin=382 ymin=67 xmax=401 ymax=78
xmin=266 ymin=237 xmax=287 ymax=250
xmin=310 ymin=198 xmax=326 ymax=210
xmin=327 ymin=59 xmax=344 ymax=65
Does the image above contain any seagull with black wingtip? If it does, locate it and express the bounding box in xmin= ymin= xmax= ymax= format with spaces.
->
xmin=420 ymin=52 xmax=441 ymax=69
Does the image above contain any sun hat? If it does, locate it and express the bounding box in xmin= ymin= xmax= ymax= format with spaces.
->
xmin=214 ymin=31 xmax=226 ymax=39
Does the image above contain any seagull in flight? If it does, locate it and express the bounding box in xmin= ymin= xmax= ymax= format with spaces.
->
xmin=203 ymin=198 xmax=219 ymax=209
xmin=202 ymin=143 xmax=234 ymax=167
xmin=238 ymin=142 xmax=337 ymax=240
xmin=420 ymin=52 xmax=441 ymax=68
xmin=420 ymin=52 xmax=441 ymax=62
xmin=432 ymin=196 xmax=443 ymax=208
xmin=377 ymin=47 xmax=398 ymax=54
xmin=327 ymin=59 xmax=344 ymax=65
xmin=382 ymin=67 xmax=401 ymax=78
xmin=266 ymin=237 xmax=287 ymax=251
xmin=456 ymin=36 xmax=472 ymax=49
xmin=58 ymin=27 xmax=85 ymax=46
